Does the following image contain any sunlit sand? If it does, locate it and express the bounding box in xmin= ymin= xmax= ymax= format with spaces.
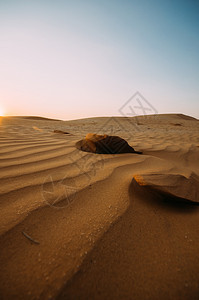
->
xmin=0 ymin=114 xmax=198 ymax=299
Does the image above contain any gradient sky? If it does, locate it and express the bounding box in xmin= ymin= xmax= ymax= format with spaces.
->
xmin=0 ymin=0 xmax=199 ymax=120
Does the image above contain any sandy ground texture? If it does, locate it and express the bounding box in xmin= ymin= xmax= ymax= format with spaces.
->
xmin=0 ymin=113 xmax=199 ymax=300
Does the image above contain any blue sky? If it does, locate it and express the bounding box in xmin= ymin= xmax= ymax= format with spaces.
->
xmin=0 ymin=0 xmax=199 ymax=119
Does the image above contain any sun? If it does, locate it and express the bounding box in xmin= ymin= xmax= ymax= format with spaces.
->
xmin=0 ymin=106 xmax=5 ymax=116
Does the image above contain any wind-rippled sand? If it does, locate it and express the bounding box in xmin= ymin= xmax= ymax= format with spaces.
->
xmin=0 ymin=114 xmax=199 ymax=299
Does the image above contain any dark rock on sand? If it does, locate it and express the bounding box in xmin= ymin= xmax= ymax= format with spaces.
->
xmin=54 ymin=130 xmax=70 ymax=134
xmin=76 ymin=133 xmax=142 ymax=154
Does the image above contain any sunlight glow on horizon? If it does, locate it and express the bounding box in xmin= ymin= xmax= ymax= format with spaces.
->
xmin=0 ymin=106 xmax=5 ymax=117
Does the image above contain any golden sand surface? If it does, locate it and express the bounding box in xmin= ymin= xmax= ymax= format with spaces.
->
xmin=0 ymin=114 xmax=198 ymax=299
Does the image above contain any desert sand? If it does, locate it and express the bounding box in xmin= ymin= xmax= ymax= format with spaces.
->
xmin=0 ymin=114 xmax=199 ymax=299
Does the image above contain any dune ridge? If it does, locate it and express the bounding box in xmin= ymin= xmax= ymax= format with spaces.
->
xmin=0 ymin=114 xmax=199 ymax=299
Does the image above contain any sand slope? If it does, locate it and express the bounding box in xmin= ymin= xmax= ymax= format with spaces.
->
xmin=0 ymin=114 xmax=198 ymax=299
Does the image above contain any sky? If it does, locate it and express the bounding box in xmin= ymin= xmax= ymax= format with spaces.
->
xmin=0 ymin=0 xmax=199 ymax=120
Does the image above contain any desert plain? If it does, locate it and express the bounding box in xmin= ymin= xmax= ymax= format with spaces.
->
xmin=0 ymin=113 xmax=199 ymax=299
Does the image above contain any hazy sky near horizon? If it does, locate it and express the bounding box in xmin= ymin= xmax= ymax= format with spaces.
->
xmin=0 ymin=0 xmax=199 ymax=120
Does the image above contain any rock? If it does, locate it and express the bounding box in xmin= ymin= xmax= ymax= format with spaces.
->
xmin=133 ymin=173 xmax=199 ymax=203
xmin=76 ymin=133 xmax=142 ymax=154
xmin=53 ymin=130 xmax=70 ymax=134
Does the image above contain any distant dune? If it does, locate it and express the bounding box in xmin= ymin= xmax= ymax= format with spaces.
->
xmin=0 ymin=113 xmax=199 ymax=299
xmin=10 ymin=115 xmax=61 ymax=121
xmin=4 ymin=113 xmax=198 ymax=123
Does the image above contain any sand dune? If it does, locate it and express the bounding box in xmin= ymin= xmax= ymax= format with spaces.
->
xmin=0 ymin=114 xmax=199 ymax=299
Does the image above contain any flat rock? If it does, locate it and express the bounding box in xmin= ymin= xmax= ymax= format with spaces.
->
xmin=53 ymin=130 xmax=70 ymax=134
xmin=133 ymin=173 xmax=199 ymax=203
